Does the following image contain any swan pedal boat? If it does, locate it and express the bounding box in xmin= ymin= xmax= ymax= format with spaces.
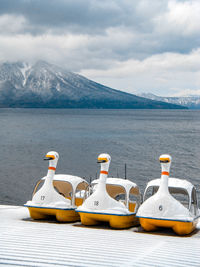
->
xmin=77 ymin=153 xmax=141 ymax=229
xmin=137 ymin=154 xmax=199 ymax=235
xmin=25 ymin=151 xmax=88 ymax=222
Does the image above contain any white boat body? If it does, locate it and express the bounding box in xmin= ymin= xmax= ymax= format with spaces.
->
xmin=24 ymin=151 xmax=88 ymax=221
xmin=137 ymin=177 xmax=199 ymax=222
xmin=1 ymin=205 xmax=200 ymax=267
xmin=137 ymin=155 xmax=199 ymax=235
xmin=77 ymin=180 xmax=132 ymax=215
xmin=25 ymin=174 xmax=87 ymax=209
xmin=90 ymin=177 xmax=140 ymax=212
xmin=78 ymin=154 xmax=140 ymax=228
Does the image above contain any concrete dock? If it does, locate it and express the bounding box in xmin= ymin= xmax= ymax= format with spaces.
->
xmin=0 ymin=205 xmax=200 ymax=267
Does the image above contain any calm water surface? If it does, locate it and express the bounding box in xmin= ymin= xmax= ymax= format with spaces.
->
xmin=0 ymin=108 xmax=200 ymax=205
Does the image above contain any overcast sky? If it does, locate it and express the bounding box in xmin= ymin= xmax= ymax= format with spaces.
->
xmin=0 ymin=0 xmax=199 ymax=96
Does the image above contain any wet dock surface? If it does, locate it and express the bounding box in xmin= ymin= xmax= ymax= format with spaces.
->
xmin=0 ymin=205 xmax=200 ymax=266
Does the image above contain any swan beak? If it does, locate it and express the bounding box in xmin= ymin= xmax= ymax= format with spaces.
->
xmin=44 ymin=155 xmax=55 ymax=161
xmin=97 ymin=157 xmax=108 ymax=163
xmin=159 ymin=157 xmax=170 ymax=163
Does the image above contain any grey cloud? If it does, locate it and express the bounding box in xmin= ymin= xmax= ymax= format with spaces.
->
xmin=0 ymin=0 xmax=133 ymax=34
xmin=0 ymin=0 xmax=199 ymax=56
xmin=0 ymin=0 xmax=167 ymax=35
xmin=0 ymin=0 xmax=199 ymax=97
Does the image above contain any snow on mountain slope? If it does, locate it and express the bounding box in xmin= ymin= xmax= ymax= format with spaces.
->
xmin=0 ymin=61 xmax=186 ymax=109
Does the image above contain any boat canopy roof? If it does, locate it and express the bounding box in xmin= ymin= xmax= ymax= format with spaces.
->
xmin=91 ymin=178 xmax=140 ymax=196
xmin=145 ymin=177 xmax=195 ymax=196
xmin=41 ymin=174 xmax=88 ymax=191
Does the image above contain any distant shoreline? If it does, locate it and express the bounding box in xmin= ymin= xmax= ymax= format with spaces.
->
xmin=0 ymin=105 xmax=188 ymax=110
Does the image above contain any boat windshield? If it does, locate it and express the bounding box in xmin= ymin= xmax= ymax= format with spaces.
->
xmin=32 ymin=179 xmax=73 ymax=204
xmin=90 ymin=183 xmax=127 ymax=205
xmin=90 ymin=183 xmax=140 ymax=212
xmin=106 ymin=184 xmax=127 ymax=205
xmin=191 ymin=187 xmax=198 ymax=215
xmin=144 ymin=186 xmax=190 ymax=209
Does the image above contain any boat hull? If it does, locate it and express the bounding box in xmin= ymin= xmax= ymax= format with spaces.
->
xmin=139 ymin=217 xmax=197 ymax=235
xmin=78 ymin=211 xmax=139 ymax=229
xmin=27 ymin=206 xmax=80 ymax=222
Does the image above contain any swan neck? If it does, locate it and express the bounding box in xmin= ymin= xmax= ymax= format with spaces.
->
xmin=98 ymin=164 xmax=109 ymax=190
xmin=44 ymin=161 xmax=57 ymax=186
xmin=99 ymin=171 xmax=108 ymax=182
xmin=158 ymin=164 xmax=170 ymax=193
xmin=159 ymin=174 xmax=169 ymax=193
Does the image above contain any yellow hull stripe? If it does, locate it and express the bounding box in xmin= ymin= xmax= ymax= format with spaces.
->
xmin=139 ymin=217 xmax=197 ymax=235
xmin=27 ymin=207 xmax=80 ymax=222
xmin=78 ymin=211 xmax=139 ymax=229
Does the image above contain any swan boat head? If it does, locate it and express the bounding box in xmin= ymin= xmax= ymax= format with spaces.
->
xmin=44 ymin=151 xmax=59 ymax=168
xmin=97 ymin=153 xmax=111 ymax=183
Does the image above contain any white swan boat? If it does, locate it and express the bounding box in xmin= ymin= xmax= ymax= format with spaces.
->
xmin=91 ymin=177 xmax=141 ymax=219
xmin=77 ymin=153 xmax=140 ymax=228
xmin=137 ymin=154 xmax=199 ymax=235
xmin=24 ymin=151 xmax=88 ymax=222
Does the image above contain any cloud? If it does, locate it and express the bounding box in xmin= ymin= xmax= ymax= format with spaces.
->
xmin=171 ymin=88 xmax=200 ymax=97
xmin=0 ymin=0 xmax=199 ymax=96
xmin=0 ymin=33 xmax=90 ymax=68
xmin=80 ymin=48 xmax=200 ymax=77
xmin=80 ymin=49 xmax=200 ymax=96
xmin=0 ymin=0 xmax=132 ymax=34
xmin=0 ymin=14 xmax=26 ymax=34
xmin=154 ymin=0 xmax=200 ymax=36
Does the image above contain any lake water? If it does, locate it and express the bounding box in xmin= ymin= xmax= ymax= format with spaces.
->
xmin=0 ymin=108 xmax=200 ymax=205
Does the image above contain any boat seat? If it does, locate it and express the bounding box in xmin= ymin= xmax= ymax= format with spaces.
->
xmin=117 ymin=201 xmax=137 ymax=212
xmin=64 ymin=197 xmax=83 ymax=206
xmin=75 ymin=197 xmax=84 ymax=207
xmin=129 ymin=202 xmax=137 ymax=212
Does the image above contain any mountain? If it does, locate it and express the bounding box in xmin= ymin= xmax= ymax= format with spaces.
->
xmin=0 ymin=61 xmax=186 ymax=109
xmin=139 ymin=93 xmax=200 ymax=109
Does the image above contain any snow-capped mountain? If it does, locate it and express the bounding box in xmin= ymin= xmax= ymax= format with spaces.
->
xmin=138 ymin=93 xmax=200 ymax=109
xmin=0 ymin=61 xmax=186 ymax=109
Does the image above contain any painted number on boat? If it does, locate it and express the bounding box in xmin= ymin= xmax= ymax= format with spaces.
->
xmin=41 ymin=196 xmax=45 ymax=200
xmin=94 ymin=201 xmax=99 ymax=206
